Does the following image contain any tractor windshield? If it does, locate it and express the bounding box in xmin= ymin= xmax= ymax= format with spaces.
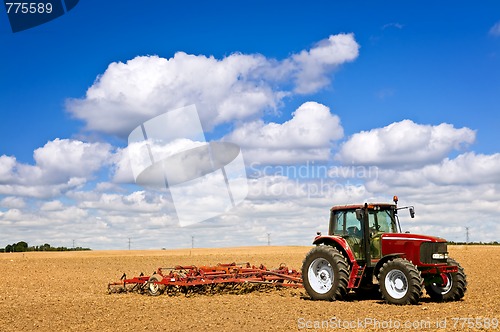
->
xmin=330 ymin=208 xmax=397 ymax=236
xmin=368 ymin=209 xmax=397 ymax=234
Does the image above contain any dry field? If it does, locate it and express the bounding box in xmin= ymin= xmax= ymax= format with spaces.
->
xmin=0 ymin=245 xmax=498 ymax=331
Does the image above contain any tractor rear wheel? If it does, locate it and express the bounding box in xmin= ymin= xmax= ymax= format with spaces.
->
xmin=378 ymin=258 xmax=422 ymax=305
xmin=425 ymin=258 xmax=467 ymax=301
xmin=301 ymin=246 xmax=349 ymax=301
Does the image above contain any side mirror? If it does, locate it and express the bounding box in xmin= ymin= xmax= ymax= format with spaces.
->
xmin=355 ymin=209 xmax=364 ymax=221
xmin=409 ymin=207 xmax=415 ymax=218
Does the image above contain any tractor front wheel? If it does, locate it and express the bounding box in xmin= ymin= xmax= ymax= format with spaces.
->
xmin=378 ymin=258 xmax=423 ymax=305
xmin=425 ymin=258 xmax=467 ymax=301
xmin=301 ymin=246 xmax=349 ymax=301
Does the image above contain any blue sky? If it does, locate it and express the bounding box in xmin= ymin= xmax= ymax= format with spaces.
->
xmin=1 ymin=1 xmax=499 ymax=249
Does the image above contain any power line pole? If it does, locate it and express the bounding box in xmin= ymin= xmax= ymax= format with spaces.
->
xmin=128 ymin=238 xmax=131 ymax=250
xmin=72 ymin=239 xmax=75 ymax=249
xmin=267 ymin=233 xmax=271 ymax=246
xmin=466 ymin=227 xmax=469 ymax=246
xmin=191 ymin=236 xmax=194 ymax=249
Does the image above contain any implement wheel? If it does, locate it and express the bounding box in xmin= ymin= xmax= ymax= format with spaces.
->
xmin=147 ymin=275 xmax=165 ymax=296
xmin=301 ymin=246 xmax=349 ymax=301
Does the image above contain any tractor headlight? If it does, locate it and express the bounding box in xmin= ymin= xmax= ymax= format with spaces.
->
xmin=432 ymin=253 xmax=448 ymax=260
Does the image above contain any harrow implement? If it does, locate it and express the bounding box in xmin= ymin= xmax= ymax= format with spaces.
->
xmin=108 ymin=262 xmax=303 ymax=296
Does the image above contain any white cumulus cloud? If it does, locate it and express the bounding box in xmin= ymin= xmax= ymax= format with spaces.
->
xmin=422 ymin=152 xmax=500 ymax=186
xmin=30 ymin=139 xmax=112 ymax=184
xmin=365 ymin=162 xmax=500 ymax=195
xmin=0 ymin=139 xmax=112 ymax=198
xmin=0 ymin=196 xmax=26 ymax=209
xmin=66 ymin=34 xmax=359 ymax=137
xmin=0 ymin=155 xmax=16 ymax=182
xmin=336 ymin=119 xmax=475 ymax=168
xmin=224 ymin=102 xmax=344 ymax=164
xmin=290 ymin=33 xmax=359 ymax=93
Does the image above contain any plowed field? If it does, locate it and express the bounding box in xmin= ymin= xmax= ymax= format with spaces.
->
xmin=0 ymin=246 xmax=498 ymax=331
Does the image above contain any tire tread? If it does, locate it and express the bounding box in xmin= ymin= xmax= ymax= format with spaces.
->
xmin=378 ymin=258 xmax=422 ymax=305
xmin=301 ymin=246 xmax=350 ymax=301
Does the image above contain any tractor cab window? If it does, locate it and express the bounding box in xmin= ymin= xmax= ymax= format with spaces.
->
xmin=368 ymin=210 xmax=396 ymax=234
xmin=331 ymin=211 xmax=362 ymax=237
xmin=331 ymin=210 xmax=363 ymax=260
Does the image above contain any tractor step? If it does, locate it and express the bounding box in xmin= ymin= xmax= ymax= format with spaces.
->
xmin=348 ymin=264 xmax=365 ymax=289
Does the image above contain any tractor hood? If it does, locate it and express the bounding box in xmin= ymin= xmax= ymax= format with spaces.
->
xmin=381 ymin=232 xmax=448 ymax=266
xmin=381 ymin=233 xmax=447 ymax=243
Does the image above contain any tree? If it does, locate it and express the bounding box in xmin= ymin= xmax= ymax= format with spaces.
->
xmin=13 ymin=241 xmax=28 ymax=252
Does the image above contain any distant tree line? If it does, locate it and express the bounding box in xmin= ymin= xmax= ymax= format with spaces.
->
xmin=0 ymin=241 xmax=91 ymax=252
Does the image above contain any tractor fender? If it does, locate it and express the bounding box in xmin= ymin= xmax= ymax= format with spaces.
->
xmin=312 ymin=236 xmax=357 ymax=264
xmin=373 ymin=253 xmax=407 ymax=278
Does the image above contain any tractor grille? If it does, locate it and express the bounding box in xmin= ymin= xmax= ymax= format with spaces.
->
xmin=420 ymin=242 xmax=447 ymax=264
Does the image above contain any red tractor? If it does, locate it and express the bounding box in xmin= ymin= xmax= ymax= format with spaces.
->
xmin=302 ymin=196 xmax=467 ymax=305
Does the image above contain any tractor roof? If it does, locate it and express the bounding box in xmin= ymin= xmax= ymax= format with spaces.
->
xmin=330 ymin=203 xmax=396 ymax=212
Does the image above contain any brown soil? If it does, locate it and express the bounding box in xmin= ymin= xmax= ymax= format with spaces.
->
xmin=0 ymin=246 xmax=498 ymax=331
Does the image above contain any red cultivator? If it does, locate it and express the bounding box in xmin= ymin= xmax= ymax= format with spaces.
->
xmin=108 ymin=262 xmax=303 ymax=296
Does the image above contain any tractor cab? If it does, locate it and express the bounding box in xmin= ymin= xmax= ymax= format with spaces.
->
xmin=329 ymin=202 xmax=399 ymax=262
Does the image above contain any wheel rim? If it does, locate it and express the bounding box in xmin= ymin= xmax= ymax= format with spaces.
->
xmin=308 ymin=258 xmax=334 ymax=294
xmin=149 ymin=281 xmax=159 ymax=294
xmin=430 ymin=273 xmax=453 ymax=295
xmin=148 ymin=279 xmax=160 ymax=295
xmin=384 ymin=269 xmax=408 ymax=299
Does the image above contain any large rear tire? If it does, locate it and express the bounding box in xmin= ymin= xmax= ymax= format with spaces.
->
xmin=378 ymin=258 xmax=422 ymax=305
xmin=301 ymin=246 xmax=349 ymax=301
xmin=425 ymin=258 xmax=467 ymax=301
